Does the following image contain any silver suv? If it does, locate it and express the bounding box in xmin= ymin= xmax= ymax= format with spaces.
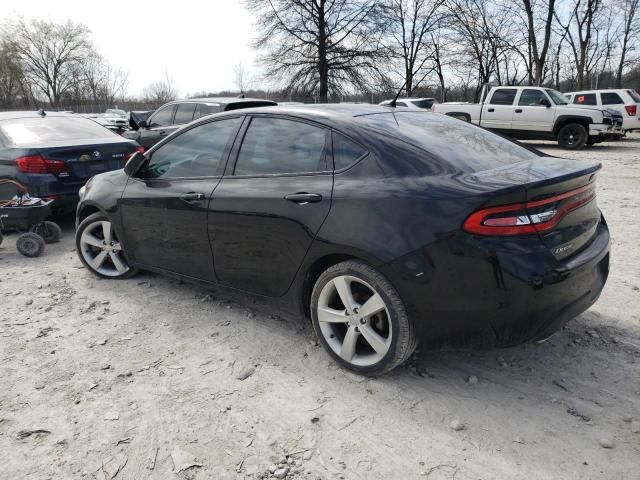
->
xmin=565 ymin=89 xmax=640 ymax=132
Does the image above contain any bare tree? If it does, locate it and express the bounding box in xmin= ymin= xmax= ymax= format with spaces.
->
xmin=142 ymin=72 xmax=178 ymax=104
xmin=233 ymin=63 xmax=253 ymax=93
xmin=555 ymin=0 xmax=602 ymax=90
xmin=615 ymin=0 xmax=640 ymax=87
xmin=0 ymin=39 xmax=29 ymax=108
xmin=520 ymin=0 xmax=557 ymax=85
xmin=246 ymin=0 xmax=388 ymax=100
xmin=382 ymin=0 xmax=444 ymax=95
xmin=6 ymin=19 xmax=94 ymax=106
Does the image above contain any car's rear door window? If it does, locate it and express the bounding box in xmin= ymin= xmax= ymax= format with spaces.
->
xmin=173 ymin=103 xmax=197 ymax=125
xmin=573 ymin=93 xmax=597 ymax=105
xmin=0 ymin=117 xmax=115 ymax=147
xmin=627 ymin=90 xmax=640 ymax=102
xmin=144 ymin=117 xmax=242 ymax=179
xmin=234 ymin=117 xmax=329 ymax=175
xmin=149 ymin=105 xmax=176 ymax=127
xmin=332 ymin=133 xmax=367 ymax=170
xmin=489 ymin=89 xmax=517 ymax=105
xmin=600 ymin=92 xmax=624 ymax=105
xmin=518 ymin=89 xmax=548 ymax=106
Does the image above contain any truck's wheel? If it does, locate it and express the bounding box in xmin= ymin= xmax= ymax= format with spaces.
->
xmin=557 ymin=123 xmax=587 ymax=149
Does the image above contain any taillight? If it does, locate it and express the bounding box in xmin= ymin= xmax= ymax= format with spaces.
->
xmin=463 ymin=184 xmax=596 ymax=236
xmin=624 ymin=105 xmax=637 ymax=116
xmin=15 ymin=155 xmax=69 ymax=174
xmin=124 ymin=146 xmax=145 ymax=163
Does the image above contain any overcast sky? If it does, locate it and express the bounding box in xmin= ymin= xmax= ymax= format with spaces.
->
xmin=1 ymin=0 xmax=259 ymax=97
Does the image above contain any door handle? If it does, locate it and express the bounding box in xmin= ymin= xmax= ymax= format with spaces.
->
xmin=180 ymin=192 xmax=206 ymax=202
xmin=515 ymin=109 xmax=523 ymax=113
xmin=487 ymin=108 xmax=495 ymax=112
xmin=284 ymin=192 xmax=322 ymax=204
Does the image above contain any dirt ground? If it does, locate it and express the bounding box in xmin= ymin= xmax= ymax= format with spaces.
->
xmin=1 ymin=134 xmax=639 ymax=480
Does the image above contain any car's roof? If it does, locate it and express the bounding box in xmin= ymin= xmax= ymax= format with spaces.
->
xmin=0 ymin=111 xmax=76 ymax=121
xmin=167 ymin=97 xmax=277 ymax=106
xmin=228 ymin=103 xmax=395 ymax=119
xmin=566 ymin=89 xmax=630 ymax=94
xmin=380 ymin=97 xmax=435 ymax=103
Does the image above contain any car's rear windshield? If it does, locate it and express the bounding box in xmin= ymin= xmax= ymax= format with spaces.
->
xmin=0 ymin=117 xmax=115 ymax=147
xmin=627 ymin=90 xmax=640 ymax=102
xmin=410 ymin=99 xmax=435 ymax=109
xmin=357 ymin=112 xmax=540 ymax=173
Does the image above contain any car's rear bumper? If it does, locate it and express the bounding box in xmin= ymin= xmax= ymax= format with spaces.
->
xmin=15 ymin=173 xmax=83 ymax=213
xmin=381 ymin=222 xmax=610 ymax=349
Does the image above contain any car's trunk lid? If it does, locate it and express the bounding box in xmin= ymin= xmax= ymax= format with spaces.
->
xmin=460 ymin=157 xmax=602 ymax=259
xmin=36 ymin=139 xmax=138 ymax=182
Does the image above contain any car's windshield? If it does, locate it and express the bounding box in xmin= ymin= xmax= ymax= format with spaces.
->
xmin=545 ymin=89 xmax=569 ymax=105
xmin=358 ymin=112 xmax=540 ymax=174
xmin=0 ymin=117 xmax=115 ymax=147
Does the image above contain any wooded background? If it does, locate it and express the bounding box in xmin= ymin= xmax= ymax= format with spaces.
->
xmin=1 ymin=0 xmax=639 ymax=110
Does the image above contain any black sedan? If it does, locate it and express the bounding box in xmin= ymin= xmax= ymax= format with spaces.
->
xmin=0 ymin=111 xmax=142 ymax=215
xmin=75 ymin=105 xmax=610 ymax=375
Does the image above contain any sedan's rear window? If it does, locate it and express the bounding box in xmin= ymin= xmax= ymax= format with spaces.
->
xmin=0 ymin=117 xmax=115 ymax=147
xmin=357 ymin=112 xmax=540 ymax=173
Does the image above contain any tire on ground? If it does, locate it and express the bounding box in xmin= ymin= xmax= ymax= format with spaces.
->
xmin=557 ymin=122 xmax=588 ymax=149
xmin=75 ymin=212 xmax=137 ymax=279
xmin=16 ymin=232 xmax=45 ymax=257
xmin=32 ymin=220 xmax=63 ymax=243
xmin=310 ymin=260 xmax=417 ymax=376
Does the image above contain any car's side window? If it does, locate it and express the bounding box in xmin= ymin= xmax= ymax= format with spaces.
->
xmin=573 ymin=94 xmax=597 ymax=106
xmin=173 ymin=103 xmax=197 ymax=125
xmin=234 ymin=117 xmax=329 ymax=176
xmin=518 ymin=89 xmax=548 ymax=106
xmin=144 ymin=117 xmax=242 ymax=179
xmin=333 ymin=132 xmax=367 ymax=170
xmin=149 ymin=105 xmax=176 ymax=128
xmin=489 ymin=89 xmax=517 ymax=105
xmin=600 ymin=92 xmax=624 ymax=105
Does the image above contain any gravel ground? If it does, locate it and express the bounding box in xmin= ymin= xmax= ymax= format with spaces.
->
xmin=1 ymin=134 xmax=639 ymax=480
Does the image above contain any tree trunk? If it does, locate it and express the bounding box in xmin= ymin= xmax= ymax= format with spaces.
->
xmin=317 ymin=1 xmax=328 ymax=102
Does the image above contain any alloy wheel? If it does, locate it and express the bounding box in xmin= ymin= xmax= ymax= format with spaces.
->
xmin=79 ymin=220 xmax=130 ymax=277
xmin=316 ymin=275 xmax=392 ymax=366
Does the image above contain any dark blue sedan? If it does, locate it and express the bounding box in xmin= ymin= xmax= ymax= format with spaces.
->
xmin=0 ymin=111 xmax=142 ymax=215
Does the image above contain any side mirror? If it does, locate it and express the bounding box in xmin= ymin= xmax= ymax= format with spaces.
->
xmin=124 ymin=151 xmax=147 ymax=177
xmin=540 ymin=98 xmax=551 ymax=108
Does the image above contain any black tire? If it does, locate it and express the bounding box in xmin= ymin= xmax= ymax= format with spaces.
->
xmin=557 ymin=123 xmax=588 ymax=149
xmin=75 ymin=212 xmax=137 ymax=279
xmin=310 ymin=260 xmax=417 ymax=376
xmin=16 ymin=232 xmax=45 ymax=257
xmin=32 ymin=221 xmax=62 ymax=243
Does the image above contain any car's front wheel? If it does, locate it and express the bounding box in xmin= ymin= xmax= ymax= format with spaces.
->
xmin=76 ymin=213 xmax=136 ymax=279
xmin=310 ymin=260 xmax=417 ymax=375
xmin=557 ymin=123 xmax=588 ymax=149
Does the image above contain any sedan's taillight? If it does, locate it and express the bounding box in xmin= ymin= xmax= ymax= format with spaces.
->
xmin=463 ymin=184 xmax=596 ymax=236
xmin=15 ymin=155 xmax=69 ymax=174
xmin=625 ymin=105 xmax=637 ymax=116
xmin=124 ymin=146 xmax=145 ymax=163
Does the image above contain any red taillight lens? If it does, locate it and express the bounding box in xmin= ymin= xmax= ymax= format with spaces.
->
xmin=124 ymin=146 xmax=145 ymax=163
xmin=463 ymin=184 xmax=596 ymax=236
xmin=15 ymin=155 xmax=69 ymax=174
xmin=625 ymin=105 xmax=637 ymax=116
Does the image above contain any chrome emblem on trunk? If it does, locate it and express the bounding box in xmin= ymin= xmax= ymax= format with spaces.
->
xmin=92 ymin=150 xmax=101 ymax=159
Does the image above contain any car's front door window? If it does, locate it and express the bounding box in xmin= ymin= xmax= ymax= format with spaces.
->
xmin=148 ymin=105 xmax=176 ymax=128
xmin=144 ymin=117 xmax=242 ymax=179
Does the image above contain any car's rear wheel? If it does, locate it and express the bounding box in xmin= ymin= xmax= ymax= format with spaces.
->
xmin=76 ymin=213 xmax=136 ymax=279
xmin=310 ymin=260 xmax=417 ymax=376
xmin=557 ymin=123 xmax=588 ymax=149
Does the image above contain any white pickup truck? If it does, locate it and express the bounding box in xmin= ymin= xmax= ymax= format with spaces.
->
xmin=432 ymin=86 xmax=623 ymax=149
